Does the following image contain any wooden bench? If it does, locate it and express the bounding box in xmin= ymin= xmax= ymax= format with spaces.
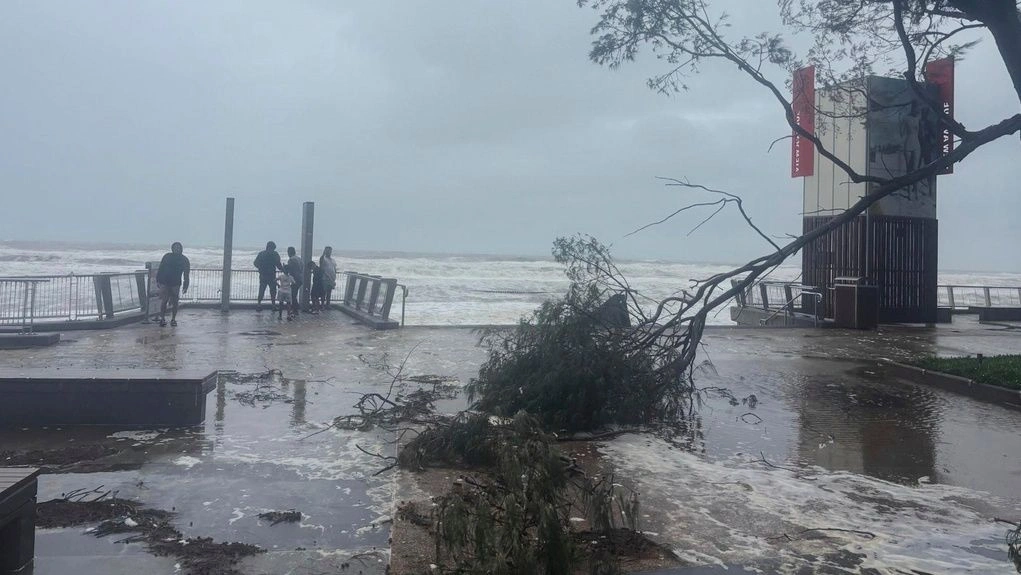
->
xmin=0 ymin=468 xmax=40 ymax=574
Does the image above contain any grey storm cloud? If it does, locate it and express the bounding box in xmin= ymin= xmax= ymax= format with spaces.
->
xmin=0 ymin=1 xmax=1017 ymax=270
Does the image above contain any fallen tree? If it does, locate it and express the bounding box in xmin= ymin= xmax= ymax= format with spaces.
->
xmin=571 ymin=0 xmax=1021 ymax=382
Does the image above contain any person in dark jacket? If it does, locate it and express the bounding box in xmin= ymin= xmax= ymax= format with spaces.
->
xmin=254 ymin=241 xmax=284 ymax=310
xmin=285 ymin=246 xmax=303 ymax=314
xmin=156 ymin=242 xmax=190 ymax=327
xmin=309 ymin=261 xmax=324 ymax=311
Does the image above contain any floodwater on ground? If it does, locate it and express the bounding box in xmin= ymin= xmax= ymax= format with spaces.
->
xmin=602 ymin=323 xmax=1021 ymax=573
xmin=1 ymin=312 xmax=1019 ymax=573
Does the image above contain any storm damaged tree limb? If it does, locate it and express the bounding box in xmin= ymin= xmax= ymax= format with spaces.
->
xmin=555 ymin=4 xmax=1021 ymax=493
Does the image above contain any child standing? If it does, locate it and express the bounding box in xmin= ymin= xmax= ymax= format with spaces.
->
xmin=276 ymin=272 xmax=294 ymax=320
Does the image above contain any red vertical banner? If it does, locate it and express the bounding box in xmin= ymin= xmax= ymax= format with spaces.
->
xmin=791 ymin=66 xmax=815 ymax=177
xmin=924 ymin=57 xmax=955 ymax=174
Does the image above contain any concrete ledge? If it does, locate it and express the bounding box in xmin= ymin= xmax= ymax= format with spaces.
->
xmin=880 ymin=359 xmax=1021 ymax=409
xmin=0 ymin=369 xmax=218 ymax=426
xmin=0 ymin=312 xmax=144 ymax=334
xmin=975 ymin=307 xmax=1021 ymax=322
xmin=338 ymin=304 xmax=399 ymax=330
xmin=0 ymin=333 xmax=60 ymax=349
xmin=936 ymin=307 xmax=953 ymax=324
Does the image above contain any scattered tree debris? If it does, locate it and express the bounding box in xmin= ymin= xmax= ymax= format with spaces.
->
xmin=467 ymin=239 xmax=698 ymax=433
xmin=36 ymin=492 xmax=263 ymax=575
xmin=1007 ymin=519 xmax=1021 ymax=573
xmin=766 ymin=527 xmax=877 ymax=542
xmin=398 ymin=412 xmax=673 ymax=574
xmin=220 ymin=369 xmax=305 ymax=408
xmin=397 ymin=501 xmax=433 ymax=528
xmin=257 ymin=510 xmax=302 ymax=525
xmin=1 ymin=444 xmax=119 ymax=468
xmin=739 ymin=412 xmax=763 ymax=425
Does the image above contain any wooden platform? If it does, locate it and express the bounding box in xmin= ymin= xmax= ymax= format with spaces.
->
xmin=0 ymin=468 xmax=40 ymax=574
xmin=0 ymin=370 xmax=217 ymax=427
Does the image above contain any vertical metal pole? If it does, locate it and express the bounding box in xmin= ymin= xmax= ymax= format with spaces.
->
xmin=983 ymin=286 xmax=991 ymax=308
xmin=21 ymin=283 xmax=30 ymax=333
xmin=300 ymin=201 xmax=315 ymax=309
xmin=28 ymin=282 xmax=37 ymax=333
xmin=221 ymin=197 xmax=235 ymax=312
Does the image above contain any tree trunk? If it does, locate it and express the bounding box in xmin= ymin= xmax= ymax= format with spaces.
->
xmin=952 ymin=0 xmax=1021 ymax=106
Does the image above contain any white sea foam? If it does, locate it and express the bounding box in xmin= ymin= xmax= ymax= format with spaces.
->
xmin=108 ymin=430 xmax=164 ymax=442
xmin=600 ymin=434 xmax=1017 ymax=573
xmin=4 ymin=242 xmax=1021 ymax=326
xmin=173 ymin=455 xmax=203 ymax=469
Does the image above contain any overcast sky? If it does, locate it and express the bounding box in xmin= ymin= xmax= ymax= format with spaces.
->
xmin=1 ymin=1 xmax=1018 ymax=270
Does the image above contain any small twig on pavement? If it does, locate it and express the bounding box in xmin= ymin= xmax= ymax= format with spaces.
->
xmin=766 ymin=527 xmax=876 ymax=542
xmin=739 ymin=413 xmax=763 ymax=424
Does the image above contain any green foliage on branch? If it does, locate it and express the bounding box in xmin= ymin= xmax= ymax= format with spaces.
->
xmin=402 ymin=412 xmax=642 ymax=575
xmin=466 ymin=236 xmax=689 ymax=433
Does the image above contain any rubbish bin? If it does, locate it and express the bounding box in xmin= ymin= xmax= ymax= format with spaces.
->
xmin=832 ymin=277 xmax=878 ymax=329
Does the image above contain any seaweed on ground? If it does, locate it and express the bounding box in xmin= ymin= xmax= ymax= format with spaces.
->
xmin=36 ymin=492 xmax=263 ymax=575
xmin=1 ymin=444 xmax=119 ymax=468
xmin=257 ymin=510 xmax=302 ymax=525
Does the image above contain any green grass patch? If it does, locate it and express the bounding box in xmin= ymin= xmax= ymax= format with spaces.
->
xmin=914 ymin=355 xmax=1021 ymax=390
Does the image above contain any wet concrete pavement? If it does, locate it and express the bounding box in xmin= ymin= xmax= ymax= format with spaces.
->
xmin=1 ymin=309 xmax=489 ymax=574
xmin=1 ymin=311 xmax=1020 ymax=573
xmin=606 ymin=319 xmax=1021 ymax=573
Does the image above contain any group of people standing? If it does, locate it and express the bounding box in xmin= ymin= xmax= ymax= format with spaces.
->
xmin=151 ymin=241 xmax=338 ymax=327
xmin=254 ymin=242 xmax=337 ymax=319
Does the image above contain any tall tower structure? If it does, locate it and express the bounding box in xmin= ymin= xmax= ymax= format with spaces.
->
xmin=792 ymin=62 xmax=954 ymax=324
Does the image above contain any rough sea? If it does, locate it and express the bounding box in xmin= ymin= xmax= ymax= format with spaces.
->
xmin=2 ymin=241 xmax=1020 ymax=326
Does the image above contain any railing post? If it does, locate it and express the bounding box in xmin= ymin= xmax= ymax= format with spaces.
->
xmin=399 ymin=284 xmax=407 ymax=326
xmin=946 ymin=286 xmax=955 ymax=309
xmin=28 ymin=281 xmax=38 ymax=333
xmin=378 ymin=279 xmax=397 ymax=321
xmin=759 ymin=283 xmax=769 ymax=310
xmin=20 ymin=282 xmax=30 ymax=333
xmin=134 ymin=271 xmax=147 ymax=313
xmin=68 ymin=273 xmax=75 ymax=321
xmin=366 ymin=279 xmax=382 ymax=316
xmin=344 ymin=273 xmax=357 ymax=305
xmin=355 ymin=277 xmax=369 ymax=310
xmin=732 ymin=279 xmax=746 ymax=307
xmin=983 ymin=287 xmax=992 ymax=308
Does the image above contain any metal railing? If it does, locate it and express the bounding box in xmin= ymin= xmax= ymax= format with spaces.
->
xmin=183 ymin=269 xmax=262 ymax=302
xmin=759 ymin=290 xmax=822 ymax=326
xmin=0 ymin=273 xmax=144 ymax=326
xmin=938 ymin=285 xmax=1021 ymax=309
xmin=1 ymin=268 xmax=409 ymax=327
xmin=0 ymin=278 xmax=47 ymax=331
xmin=341 ymin=271 xmax=400 ymax=325
xmin=736 ymin=280 xmax=819 ymax=312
